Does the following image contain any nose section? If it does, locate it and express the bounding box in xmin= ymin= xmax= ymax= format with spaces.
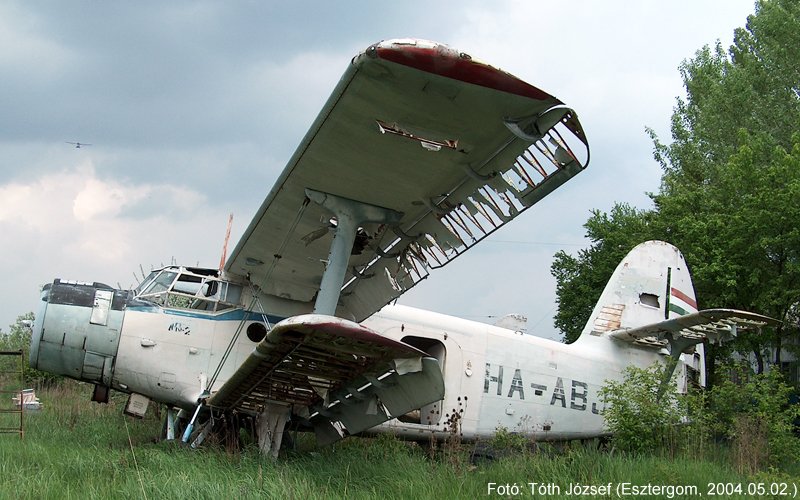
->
xmin=28 ymin=285 xmax=49 ymax=369
xmin=30 ymin=279 xmax=127 ymax=386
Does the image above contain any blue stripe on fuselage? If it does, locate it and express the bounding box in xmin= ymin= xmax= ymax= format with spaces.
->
xmin=126 ymin=305 xmax=286 ymax=324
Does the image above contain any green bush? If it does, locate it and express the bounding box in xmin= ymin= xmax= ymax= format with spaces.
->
xmin=705 ymin=365 xmax=800 ymax=471
xmin=489 ymin=425 xmax=530 ymax=453
xmin=599 ymin=362 xmax=686 ymax=454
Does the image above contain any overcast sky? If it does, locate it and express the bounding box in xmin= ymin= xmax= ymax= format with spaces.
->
xmin=0 ymin=0 xmax=757 ymax=338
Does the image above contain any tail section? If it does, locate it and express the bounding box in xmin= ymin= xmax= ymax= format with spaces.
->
xmin=576 ymin=240 xmax=778 ymax=391
xmin=580 ymin=241 xmax=697 ymax=339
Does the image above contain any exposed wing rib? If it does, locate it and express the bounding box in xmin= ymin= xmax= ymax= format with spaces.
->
xmin=207 ymin=315 xmax=444 ymax=444
xmin=608 ymin=308 xmax=779 ymax=350
xmin=225 ymin=39 xmax=589 ymax=321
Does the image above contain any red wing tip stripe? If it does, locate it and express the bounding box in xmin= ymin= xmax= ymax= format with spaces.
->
xmin=670 ymin=287 xmax=698 ymax=309
xmin=372 ymin=43 xmax=554 ymax=101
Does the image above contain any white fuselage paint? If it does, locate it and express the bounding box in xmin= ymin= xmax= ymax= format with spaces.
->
xmin=110 ymin=302 xmax=682 ymax=442
xmin=363 ymin=305 xmax=677 ymax=441
xmin=33 ymin=242 xmax=702 ymax=443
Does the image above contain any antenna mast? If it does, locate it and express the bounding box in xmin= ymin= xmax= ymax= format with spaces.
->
xmin=219 ymin=213 xmax=234 ymax=272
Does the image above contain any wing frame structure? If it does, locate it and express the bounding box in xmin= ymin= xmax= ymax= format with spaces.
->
xmin=608 ymin=308 xmax=780 ymax=352
xmin=202 ymin=39 xmax=591 ymax=454
xmin=207 ymin=315 xmax=445 ymax=447
xmin=608 ymin=308 xmax=780 ymax=397
xmin=225 ymin=38 xmax=590 ymax=322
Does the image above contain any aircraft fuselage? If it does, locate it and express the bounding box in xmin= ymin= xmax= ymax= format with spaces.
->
xmin=364 ymin=305 xmax=696 ymax=441
xmin=30 ymin=265 xmax=698 ymax=442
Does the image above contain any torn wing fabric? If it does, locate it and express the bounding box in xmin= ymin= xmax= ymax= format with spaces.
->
xmin=608 ymin=308 xmax=779 ymax=351
xmin=207 ymin=315 xmax=445 ymax=443
xmin=224 ymin=40 xmax=589 ymax=321
xmin=394 ymin=356 xmax=422 ymax=376
xmin=310 ymin=356 xmax=443 ymax=446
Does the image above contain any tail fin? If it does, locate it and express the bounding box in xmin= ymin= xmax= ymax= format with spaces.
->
xmin=578 ymin=241 xmax=703 ymax=390
xmin=577 ymin=240 xmax=778 ymax=391
xmin=579 ymin=240 xmax=697 ymax=339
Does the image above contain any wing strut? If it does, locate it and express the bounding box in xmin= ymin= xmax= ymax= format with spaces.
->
xmin=305 ymin=189 xmax=403 ymax=315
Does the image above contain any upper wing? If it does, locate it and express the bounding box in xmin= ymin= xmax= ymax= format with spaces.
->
xmin=608 ymin=308 xmax=779 ymax=351
xmin=226 ymin=39 xmax=589 ymax=321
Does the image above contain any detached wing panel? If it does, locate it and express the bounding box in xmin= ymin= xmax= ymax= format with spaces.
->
xmin=226 ymin=39 xmax=589 ymax=320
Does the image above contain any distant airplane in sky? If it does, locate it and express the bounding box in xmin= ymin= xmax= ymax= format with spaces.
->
xmin=66 ymin=141 xmax=91 ymax=148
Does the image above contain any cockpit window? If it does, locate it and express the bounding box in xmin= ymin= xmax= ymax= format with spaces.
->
xmin=134 ymin=271 xmax=160 ymax=295
xmin=135 ymin=267 xmax=243 ymax=313
xmin=140 ymin=271 xmax=178 ymax=299
xmin=224 ymin=284 xmax=242 ymax=306
xmin=172 ymin=274 xmax=204 ymax=295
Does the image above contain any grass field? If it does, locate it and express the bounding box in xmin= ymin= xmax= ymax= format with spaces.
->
xmin=0 ymin=381 xmax=797 ymax=499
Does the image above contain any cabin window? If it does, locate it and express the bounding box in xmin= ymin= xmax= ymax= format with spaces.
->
xmin=204 ymin=280 xmax=242 ymax=311
xmin=172 ymin=274 xmax=204 ymax=295
xmin=135 ymin=271 xmax=160 ymax=295
xmin=138 ymin=271 xmax=178 ymax=304
xmin=166 ymin=273 xmax=206 ymax=309
xmin=224 ymin=284 xmax=243 ymax=305
xmin=143 ymin=271 xmax=177 ymax=295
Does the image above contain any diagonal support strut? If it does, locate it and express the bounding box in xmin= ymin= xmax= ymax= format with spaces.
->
xmin=305 ymin=189 xmax=403 ymax=316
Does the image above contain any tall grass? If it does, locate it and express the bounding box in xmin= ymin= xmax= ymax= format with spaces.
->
xmin=0 ymin=382 xmax=796 ymax=499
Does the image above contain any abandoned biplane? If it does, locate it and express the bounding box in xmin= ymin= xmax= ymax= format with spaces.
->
xmin=28 ymin=39 xmax=772 ymax=456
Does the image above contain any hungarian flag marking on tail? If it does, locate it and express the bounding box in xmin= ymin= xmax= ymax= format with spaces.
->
xmin=668 ymin=287 xmax=698 ymax=316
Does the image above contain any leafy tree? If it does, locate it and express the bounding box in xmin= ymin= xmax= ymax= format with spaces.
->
xmin=552 ymin=204 xmax=658 ymax=343
xmin=552 ymin=0 xmax=800 ymax=376
xmin=601 ymin=360 xmax=800 ymax=471
xmin=699 ymin=364 xmax=800 ymax=471
xmin=0 ymin=313 xmax=61 ymax=387
xmin=0 ymin=313 xmax=35 ymax=355
xmin=650 ymin=0 xmax=800 ymax=371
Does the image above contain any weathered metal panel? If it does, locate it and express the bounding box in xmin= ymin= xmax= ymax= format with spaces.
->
xmin=31 ymin=281 xmax=125 ymax=385
xmin=90 ymin=289 xmax=113 ymax=326
xmin=81 ymin=352 xmax=106 ymax=382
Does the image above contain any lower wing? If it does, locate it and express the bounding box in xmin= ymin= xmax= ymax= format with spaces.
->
xmin=207 ymin=315 xmax=444 ymax=444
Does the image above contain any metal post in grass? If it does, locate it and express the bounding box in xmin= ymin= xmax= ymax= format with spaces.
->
xmin=0 ymin=350 xmax=25 ymax=439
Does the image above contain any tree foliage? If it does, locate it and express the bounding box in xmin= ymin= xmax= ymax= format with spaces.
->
xmin=0 ymin=313 xmax=61 ymax=387
xmin=0 ymin=313 xmax=34 ymax=352
xmin=552 ymin=0 xmax=800 ymax=372
xmin=552 ymin=204 xmax=658 ymax=343
xmin=690 ymin=365 xmax=800 ymax=471
xmin=600 ymin=361 xmax=800 ymax=471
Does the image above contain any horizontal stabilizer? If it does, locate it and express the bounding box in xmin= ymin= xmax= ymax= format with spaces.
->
xmin=608 ymin=308 xmax=779 ymax=351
